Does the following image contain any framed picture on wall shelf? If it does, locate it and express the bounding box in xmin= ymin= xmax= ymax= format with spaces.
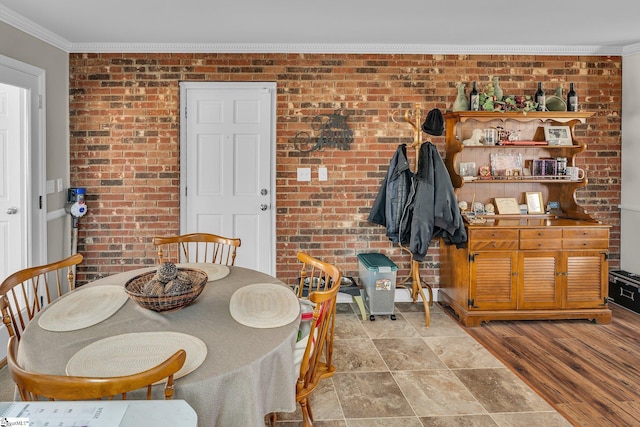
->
xmin=525 ymin=192 xmax=544 ymax=214
xmin=490 ymin=153 xmax=523 ymax=177
xmin=494 ymin=197 xmax=521 ymax=215
xmin=544 ymin=126 xmax=572 ymax=146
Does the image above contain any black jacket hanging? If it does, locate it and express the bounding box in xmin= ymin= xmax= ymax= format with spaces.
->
xmin=399 ymin=142 xmax=467 ymax=261
xmin=367 ymin=144 xmax=412 ymax=244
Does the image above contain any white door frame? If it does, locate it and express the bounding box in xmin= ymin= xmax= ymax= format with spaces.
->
xmin=179 ymin=81 xmax=277 ymax=274
xmin=0 ymin=54 xmax=46 ymax=361
xmin=0 ymin=54 xmax=46 ymax=270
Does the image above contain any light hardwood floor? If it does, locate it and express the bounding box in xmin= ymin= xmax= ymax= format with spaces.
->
xmin=457 ymin=302 xmax=640 ymax=427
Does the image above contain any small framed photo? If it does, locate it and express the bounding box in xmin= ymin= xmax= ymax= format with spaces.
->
xmin=544 ymin=126 xmax=572 ymax=146
xmin=494 ymin=197 xmax=521 ymax=215
xmin=490 ymin=153 xmax=523 ymax=177
xmin=526 ymin=192 xmax=544 ymax=214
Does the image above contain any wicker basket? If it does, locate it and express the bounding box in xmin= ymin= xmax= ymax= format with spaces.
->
xmin=124 ymin=268 xmax=208 ymax=312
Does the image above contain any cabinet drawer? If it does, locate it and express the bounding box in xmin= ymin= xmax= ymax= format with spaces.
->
xmin=520 ymin=229 xmax=562 ymax=240
xmin=563 ymin=239 xmax=609 ymax=249
xmin=469 ymin=229 xmax=519 ymax=241
xmin=520 ymin=239 xmax=562 ymax=250
xmin=469 ymin=240 xmax=519 ymax=251
xmin=563 ymin=228 xmax=609 ymax=239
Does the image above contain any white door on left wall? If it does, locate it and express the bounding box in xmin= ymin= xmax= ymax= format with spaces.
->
xmin=0 ymin=82 xmax=27 ymax=360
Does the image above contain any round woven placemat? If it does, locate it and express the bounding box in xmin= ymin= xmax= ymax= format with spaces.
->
xmin=38 ymin=285 xmax=129 ymax=332
xmin=229 ymin=283 xmax=300 ymax=328
xmin=66 ymin=331 xmax=207 ymax=380
xmin=176 ymin=263 xmax=230 ymax=282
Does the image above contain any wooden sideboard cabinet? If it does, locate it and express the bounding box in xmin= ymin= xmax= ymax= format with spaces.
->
xmin=438 ymin=111 xmax=611 ymax=326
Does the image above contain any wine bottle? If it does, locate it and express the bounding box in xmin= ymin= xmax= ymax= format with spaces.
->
xmin=469 ymin=81 xmax=479 ymax=111
xmin=535 ymin=82 xmax=546 ymax=111
xmin=567 ymin=83 xmax=578 ymax=111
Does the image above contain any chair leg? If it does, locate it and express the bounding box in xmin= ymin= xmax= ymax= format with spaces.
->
xmin=300 ymin=397 xmax=314 ymax=427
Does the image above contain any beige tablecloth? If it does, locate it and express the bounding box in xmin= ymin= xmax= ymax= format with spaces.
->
xmin=18 ymin=266 xmax=301 ymax=427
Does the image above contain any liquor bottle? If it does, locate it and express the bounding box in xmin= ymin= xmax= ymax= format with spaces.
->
xmin=567 ymin=83 xmax=578 ymax=111
xmin=535 ymin=82 xmax=546 ymax=111
xmin=469 ymin=81 xmax=479 ymax=111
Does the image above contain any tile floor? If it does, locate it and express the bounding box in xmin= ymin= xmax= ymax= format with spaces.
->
xmin=272 ymin=301 xmax=572 ymax=427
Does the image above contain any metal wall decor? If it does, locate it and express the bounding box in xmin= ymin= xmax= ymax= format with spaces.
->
xmin=293 ymin=110 xmax=353 ymax=152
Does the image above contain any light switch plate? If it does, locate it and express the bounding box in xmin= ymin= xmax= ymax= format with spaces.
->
xmin=57 ymin=178 xmax=64 ymax=192
xmin=297 ymin=168 xmax=311 ymax=181
xmin=318 ymin=167 xmax=328 ymax=181
xmin=46 ymin=180 xmax=55 ymax=194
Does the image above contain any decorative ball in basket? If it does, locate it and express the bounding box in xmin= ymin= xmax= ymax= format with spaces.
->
xmin=125 ymin=262 xmax=208 ymax=312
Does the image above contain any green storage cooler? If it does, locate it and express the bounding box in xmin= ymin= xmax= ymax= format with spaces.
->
xmin=357 ymin=253 xmax=398 ymax=320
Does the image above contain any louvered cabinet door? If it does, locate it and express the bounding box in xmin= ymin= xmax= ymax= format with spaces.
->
xmin=469 ymin=251 xmax=518 ymax=310
xmin=518 ymin=251 xmax=562 ymax=309
xmin=563 ymin=250 xmax=609 ymax=309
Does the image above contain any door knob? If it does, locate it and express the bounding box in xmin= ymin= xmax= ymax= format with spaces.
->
xmin=261 ymin=188 xmax=268 ymax=196
xmin=6 ymin=206 xmax=17 ymax=215
xmin=260 ymin=204 xmax=268 ymax=211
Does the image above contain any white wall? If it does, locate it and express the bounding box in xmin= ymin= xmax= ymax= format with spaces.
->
xmin=621 ymin=54 xmax=640 ymax=272
xmin=0 ymin=22 xmax=70 ymax=265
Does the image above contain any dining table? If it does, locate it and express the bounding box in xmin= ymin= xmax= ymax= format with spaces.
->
xmin=16 ymin=264 xmax=302 ymax=427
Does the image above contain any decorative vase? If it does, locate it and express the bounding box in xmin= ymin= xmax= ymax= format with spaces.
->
xmin=493 ymin=76 xmax=503 ymax=101
xmin=546 ymin=86 xmax=567 ymax=112
xmin=453 ymin=83 xmax=468 ymax=112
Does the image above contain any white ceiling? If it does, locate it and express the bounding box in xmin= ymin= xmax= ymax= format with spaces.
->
xmin=1 ymin=0 xmax=640 ymax=55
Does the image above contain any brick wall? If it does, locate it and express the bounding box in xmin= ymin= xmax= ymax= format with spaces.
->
xmin=69 ymin=53 xmax=622 ymax=287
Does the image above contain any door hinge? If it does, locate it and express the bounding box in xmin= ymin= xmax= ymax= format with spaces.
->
xmin=39 ymin=195 xmax=42 ymax=209
xmin=469 ymin=254 xmax=476 ymax=262
xmin=601 ymin=252 xmax=609 ymax=260
xmin=468 ymin=298 xmax=478 ymax=308
xmin=38 ymin=94 xmax=43 ymax=109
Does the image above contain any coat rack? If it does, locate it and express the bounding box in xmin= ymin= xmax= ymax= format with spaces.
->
xmin=391 ymin=104 xmax=433 ymax=327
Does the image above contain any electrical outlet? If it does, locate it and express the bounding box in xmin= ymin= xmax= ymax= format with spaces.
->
xmin=297 ymin=168 xmax=311 ymax=182
xmin=318 ymin=167 xmax=328 ymax=181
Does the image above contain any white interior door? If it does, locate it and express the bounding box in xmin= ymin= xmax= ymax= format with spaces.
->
xmin=180 ymin=82 xmax=276 ymax=275
xmin=0 ymin=55 xmax=46 ymax=361
xmin=0 ymin=83 xmax=25 ymax=281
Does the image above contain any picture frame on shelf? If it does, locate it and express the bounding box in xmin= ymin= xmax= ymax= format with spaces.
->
xmin=526 ymin=192 xmax=544 ymax=214
xmin=544 ymin=125 xmax=572 ymax=146
xmin=494 ymin=197 xmax=521 ymax=215
xmin=490 ymin=153 xmax=523 ymax=177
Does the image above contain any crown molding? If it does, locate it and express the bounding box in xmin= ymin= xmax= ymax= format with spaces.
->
xmin=0 ymin=5 xmax=632 ymax=57
xmin=0 ymin=5 xmax=71 ymax=52
xmin=69 ymin=42 xmax=624 ymax=56
xmin=623 ymin=42 xmax=640 ymax=56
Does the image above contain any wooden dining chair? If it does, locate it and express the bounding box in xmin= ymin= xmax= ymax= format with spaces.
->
xmin=1 ymin=253 xmax=83 ymax=340
xmin=7 ymin=335 xmax=186 ymax=400
xmin=152 ymin=233 xmax=241 ymax=266
xmin=268 ymin=251 xmax=342 ymax=427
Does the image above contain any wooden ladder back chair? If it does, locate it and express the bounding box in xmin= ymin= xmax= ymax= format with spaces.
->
xmin=0 ymin=253 xmax=83 ymax=340
xmin=291 ymin=252 xmax=342 ymax=427
xmin=7 ymin=336 xmax=186 ymax=401
xmin=153 ymin=233 xmax=241 ymax=266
